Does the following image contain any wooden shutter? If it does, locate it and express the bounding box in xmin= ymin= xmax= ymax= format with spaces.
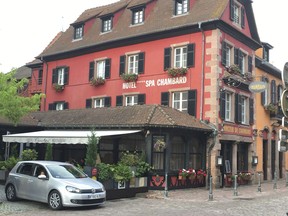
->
xmin=187 ymin=43 xmax=195 ymax=68
xmin=63 ymin=102 xmax=69 ymax=110
xmin=261 ymin=77 xmax=267 ymax=106
xmin=235 ymin=94 xmax=241 ymax=123
xmin=89 ymin=61 xmax=94 ymax=81
xmin=48 ymin=103 xmax=55 ymax=110
xmin=105 ymin=59 xmax=111 ymax=79
xmin=86 ymin=99 xmax=92 ymax=108
xmin=104 ymin=97 xmax=111 ymax=107
xmin=64 ymin=67 xmax=69 ymax=85
xmin=230 ymin=0 xmax=235 ymax=21
xmin=188 ymin=90 xmax=197 ymax=117
xmin=241 ymin=7 xmax=245 ymax=28
xmin=277 ymin=85 xmax=282 ymax=102
xmin=138 ymin=52 xmax=145 ymax=74
xmin=220 ymin=90 xmax=226 ymax=120
xmin=138 ymin=94 xmax=146 ymax=105
xmin=249 ymin=98 xmax=254 ymax=125
xmin=116 ymin=96 xmax=123 ymax=106
xmin=161 ymin=92 xmax=170 ymax=106
xmin=119 ymin=55 xmax=126 ymax=75
xmin=271 ymin=80 xmax=276 ymax=104
xmin=221 ymin=41 xmax=227 ymax=66
xmin=38 ymin=69 xmax=43 ymax=85
xmin=234 ymin=48 xmax=239 ymax=65
xmin=52 ymin=69 xmax=57 ymax=84
xmin=164 ymin=47 xmax=171 ymax=70
xmin=248 ymin=56 xmax=252 ymax=72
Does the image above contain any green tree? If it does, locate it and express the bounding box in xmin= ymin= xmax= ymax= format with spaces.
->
xmin=0 ymin=70 xmax=43 ymax=125
xmin=45 ymin=143 xmax=53 ymax=160
xmin=85 ymin=130 xmax=99 ymax=167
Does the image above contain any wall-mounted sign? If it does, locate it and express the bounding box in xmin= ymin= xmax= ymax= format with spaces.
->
xmin=282 ymin=62 xmax=288 ymax=88
xmin=248 ymin=81 xmax=267 ymax=93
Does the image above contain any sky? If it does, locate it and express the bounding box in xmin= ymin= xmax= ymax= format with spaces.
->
xmin=0 ymin=0 xmax=287 ymax=73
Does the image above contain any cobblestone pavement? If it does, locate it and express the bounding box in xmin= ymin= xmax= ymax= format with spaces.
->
xmin=1 ymin=179 xmax=288 ymax=216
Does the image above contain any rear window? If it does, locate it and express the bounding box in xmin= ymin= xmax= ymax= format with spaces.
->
xmin=17 ymin=163 xmax=33 ymax=176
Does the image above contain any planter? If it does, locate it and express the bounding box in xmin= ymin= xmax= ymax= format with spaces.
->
xmin=135 ymin=177 xmax=147 ymax=187
xmin=0 ymin=170 xmax=9 ymax=184
xmin=101 ymin=179 xmax=114 ymax=190
xmin=114 ymin=180 xmax=130 ymax=189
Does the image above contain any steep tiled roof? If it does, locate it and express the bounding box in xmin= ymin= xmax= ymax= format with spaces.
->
xmin=26 ymin=104 xmax=212 ymax=131
xmin=38 ymin=0 xmax=259 ymax=59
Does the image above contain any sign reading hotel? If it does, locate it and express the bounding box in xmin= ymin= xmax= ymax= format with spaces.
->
xmin=248 ymin=81 xmax=267 ymax=93
xmin=123 ymin=76 xmax=187 ymax=89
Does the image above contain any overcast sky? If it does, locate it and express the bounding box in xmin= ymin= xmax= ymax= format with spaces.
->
xmin=0 ymin=0 xmax=286 ymax=73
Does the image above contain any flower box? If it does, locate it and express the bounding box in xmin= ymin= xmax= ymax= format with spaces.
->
xmin=90 ymin=77 xmax=105 ymax=86
xmin=167 ymin=67 xmax=188 ymax=77
xmin=53 ymin=83 xmax=64 ymax=92
xmin=120 ymin=73 xmax=138 ymax=82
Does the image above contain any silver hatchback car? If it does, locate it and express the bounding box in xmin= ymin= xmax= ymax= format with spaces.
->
xmin=5 ymin=161 xmax=106 ymax=210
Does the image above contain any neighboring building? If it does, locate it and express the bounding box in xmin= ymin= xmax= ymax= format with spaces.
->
xmin=254 ymin=43 xmax=285 ymax=181
xmin=6 ymin=0 xmax=287 ymax=188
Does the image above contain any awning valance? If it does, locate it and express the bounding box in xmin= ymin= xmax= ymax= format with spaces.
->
xmin=2 ymin=130 xmax=141 ymax=144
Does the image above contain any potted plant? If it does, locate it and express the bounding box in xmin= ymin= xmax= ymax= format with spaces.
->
xmin=120 ymin=73 xmax=138 ymax=82
xmin=111 ymin=163 xmax=133 ymax=189
xmin=90 ymin=77 xmax=105 ymax=86
xmin=264 ymin=103 xmax=278 ymax=114
xmin=53 ymin=83 xmax=64 ymax=92
xmin=0 ymin=157 xmax=19 ymax=183
xmin=167 ymin=67 xmax=188 ymax=77
xmin=96 ymin=163 xmax=114 ymax=189
xmin=135 ymin=160 xmax=152 ymax=187
xmin=84 ymin=130 xmax=100 ymax=178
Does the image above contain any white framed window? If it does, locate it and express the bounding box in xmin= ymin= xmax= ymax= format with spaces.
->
xmin=74 ymin=25 xmax=83 ymax=40
xmin=225 ymin=92 xmax=232 ymax=121
xmin=175 ymin=0 xmax=188 ymax=15
xmin=172 ymin=91 xmax=188 ymax=112
xmin=94 ymin=98 xmax=104 ymax=108
xmin=174 ymin=46 xmax=187 ymax=68
xmin=57 ymin=68 xmax=65 ymax=85
xmin=225 ymin=44 xmax=232 ymax=67
xmin=125 ymin=95 xmax=138 ymax=106
xmin=102 ymin=18 xmax=112 ymax=32
xmin=239 ymin=52 xmax=247 ymax=74
xmin=96 ymin=60 xmax=105 ymax=78
xmin=233 ymin=4 xmax=240 ymax=24
xmin=56 ymin=102 xmax=64 ymax=111
xmin=240 ymin=96 xmax=248 ymax=124
xmin=128 ymin=54 xmax=139 ymax=74
xmin=132 ymin=8 xmax=144 ymax=25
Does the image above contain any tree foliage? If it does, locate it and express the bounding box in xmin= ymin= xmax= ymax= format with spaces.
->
xmin=0 ymin=70 xmax=43 ymax=125
xmin=85 ymin=130 xmax=100 ymax=167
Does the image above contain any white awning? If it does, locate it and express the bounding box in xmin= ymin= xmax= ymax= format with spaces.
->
xmin=2 ymin=130 xmax=141 ymax=144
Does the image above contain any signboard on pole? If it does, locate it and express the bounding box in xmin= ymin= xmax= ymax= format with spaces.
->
xmin=282 ymin=62 xmax=288 ymax=88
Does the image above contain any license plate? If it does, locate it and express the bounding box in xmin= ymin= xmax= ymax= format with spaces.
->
xmin=88 ymin=194 xmax=100 ymax=199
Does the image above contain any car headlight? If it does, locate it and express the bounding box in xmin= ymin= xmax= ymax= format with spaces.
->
xmin=66 ymin=186 xmax=81 ymax=193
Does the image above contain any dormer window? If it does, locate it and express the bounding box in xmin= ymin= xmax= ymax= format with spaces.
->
xmin=230 ymin=0 xmax=245 ymax=28
xmin=74 ymin=24 xmax=83 ymax=40
xmin=102 ymin=16 xmax=113 ymax=32
xmin=175 ymin=0 xmax=189 ymax=15
xmin=132 ymin=7 xmax=144 ymax=25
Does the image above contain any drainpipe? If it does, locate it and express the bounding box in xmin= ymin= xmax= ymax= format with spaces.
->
xmin=41 ymin=57 xmax=48 ymax=111
xmin=198 ymin=22 xmax=205 ymax=121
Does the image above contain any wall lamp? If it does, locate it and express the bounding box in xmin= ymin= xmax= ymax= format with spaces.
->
xmin=216 ymin=155 xmax=223 ymax=166
xmin=252 ymin=156 xmax=258 ymax=166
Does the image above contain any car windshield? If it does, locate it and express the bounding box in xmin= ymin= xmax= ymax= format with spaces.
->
xmin=46 ymin=164 xmax=87 ymax=179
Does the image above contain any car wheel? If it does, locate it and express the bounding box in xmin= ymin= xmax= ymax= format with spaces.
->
xmin=48 ymin=190 xmax=63 ymax=210
xmin=6 ymin=184 xmax=17 ymax=201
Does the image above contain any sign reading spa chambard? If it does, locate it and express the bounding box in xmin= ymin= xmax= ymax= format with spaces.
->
xmin=248 ymin=81 xmax=267 ymax=93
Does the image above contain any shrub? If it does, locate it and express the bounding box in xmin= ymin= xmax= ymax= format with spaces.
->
xmin=5 ymin=157 xmax=19 ymax=171
xmin=21 ymin=149 xmax=38 ymax=161
xmin=85 ymin=130 xmax=99 ymax=167
xmin=45 ymin=144 xmax=53 ymax=160
xmin=96 ymin=163 xmax=113 ymax=181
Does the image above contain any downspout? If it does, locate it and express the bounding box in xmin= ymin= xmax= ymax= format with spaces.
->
xmin=41 ymin=57 xmax=48 ymax=111
xmin=198 ymin=22 xmax=205 ymax=121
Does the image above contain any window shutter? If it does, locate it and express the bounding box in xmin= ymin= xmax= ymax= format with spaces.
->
xmin=188 ymin=90 xmax=197 ymax=117
xmin=38 ymin=69 xmax=43 ymax=85
xmin=249 ymin=98 xmax=254 ymax=125
xmin=164 ymin=47 xmax=171 ymax=71
xmin=86 ymin=99 xmax=92 ymax=108
xmin=234 ymin=48 xmax=239 ymax=65
xmin=241 ymin=7 xmax=245 ymax=28
xmin=119 ymin=55 xmax=126 ymax=76
xmin=173 ymin=0 xmax=177 ymax=15
xmin=48 ymin=103 xmax=55 ymax=110
xmin=52 ymin=69 xmax=57 ymax=84
xmin=104 ymin=97 xmax=111 ymax=107
xmin=187 ymin=43 xmax=195 ymax=68
xmin=138 ymin=52 xmax=145 ymax=74
xmin=161 ymin=92 xmax=170 ymax=106
xmin=116 ymin=95 xmax=123 ymax=106
xmin=89 ymin=61 xmax=94 ymax=81
xmin=221 ymin=41 xmax=227 ymax=66
xmin=220 ymin=90 xmax=226 ymax=120
xmin=235 ymin=93 xmax=239 ymax=123
xmin=261 ymin=77 xmax=266 ymax=106
xmin=64 ymin=67 xmax=69 ymax=85
xmin=63 ymin=102 xmax=69 ymax=110
xmin=277 ymin=85 xmax=282 ymax=102
xmin=271 ymin=80 xmax=276 ymax=104
xmin=238 ymin=51 xmax=243 ymax=71
xmin=248 ymin=56 xmax=252 ymax=72
xmin=105 ymin=59 xmax=111 ymax=79
xmin=230 ymin=0 xmax=235 ymax=21
xmin=138 ymin=94 xmax=146 ymax=105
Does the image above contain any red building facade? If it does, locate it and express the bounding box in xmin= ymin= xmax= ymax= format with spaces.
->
xmin=26 ymin=0 xmax=262 ymax=187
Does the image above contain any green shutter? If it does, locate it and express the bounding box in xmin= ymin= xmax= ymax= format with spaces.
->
xmin=187 ymin=43 xmax=195 ymax=68
xmin=89 ymin=61 xmax=95 ymax=81
xmin=188 ymin=90 xmax=197 ymax=117
xmin=138 ymin=52 xmax=145 ymax=74
xmin=164 ymin=47 xmax=171 ymax=71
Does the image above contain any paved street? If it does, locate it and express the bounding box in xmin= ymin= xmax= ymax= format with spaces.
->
xmin=1 ymin=179 xmax=288 ymax=216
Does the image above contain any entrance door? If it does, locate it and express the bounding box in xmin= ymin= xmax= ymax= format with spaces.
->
xmin=263 ymin=140 xmax=268 ymax=180
xmin=271 ymin=140 xmax=276 ymax=179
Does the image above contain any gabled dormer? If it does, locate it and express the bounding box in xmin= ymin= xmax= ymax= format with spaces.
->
xmin=174 ymin=0 xmax=189 ymax=16
xmin=130 ymin=5 xmax=145 ymax=25
xmin=101 ymin=15 xmax=113 ymax=33
xmin=230 ymin=0 xmax=245 ymax=29
xmin=262 ymin=42 xmax=273 ymax=62
xmin=72 ymin=23 xmax=84 ymax=41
